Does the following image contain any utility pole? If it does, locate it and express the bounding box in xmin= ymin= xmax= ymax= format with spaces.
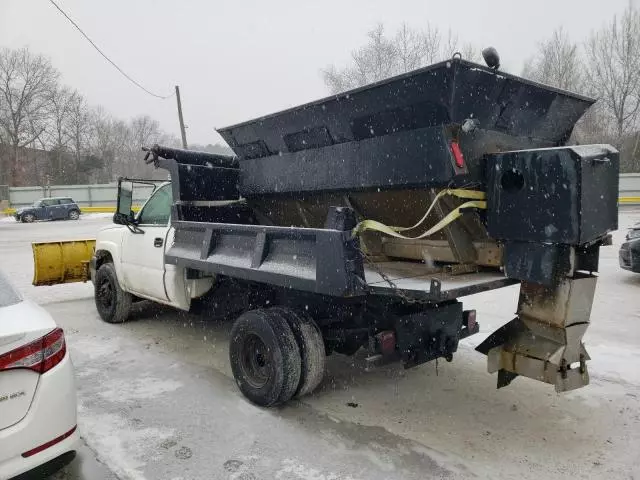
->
xmin=175 ymin=85 xmax=188 ymax=149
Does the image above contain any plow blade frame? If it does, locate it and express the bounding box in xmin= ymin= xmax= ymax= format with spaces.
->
xmin=32 ymin=239 xmax=96 ymax=286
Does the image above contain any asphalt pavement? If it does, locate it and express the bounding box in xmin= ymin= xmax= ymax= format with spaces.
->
xmin=2 ymin=210 xmax=640 ymax=479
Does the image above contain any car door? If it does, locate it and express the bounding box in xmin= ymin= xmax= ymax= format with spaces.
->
xmin=120 ymin=184 xmax=173 ymax=301
xmin=54 ymin=198 xmax=69 ymax=219
xmin=49 ymin=199 xmax=65 ymax=219
xmin=38 ymin=199 xmax=55 ymax=220
xmin=29 ymin=201 xmax=44 ymax=220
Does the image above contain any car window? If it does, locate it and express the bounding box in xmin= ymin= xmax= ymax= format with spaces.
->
xmin=61 ymin=198 xmax=73 ymax=204
xmin=137 ymin=184 xmax=172 ymax=225
xmin=0 ymin=270 xmax=22 ymax=307
xmin=41 ymin=199 xmax=57 ymax=207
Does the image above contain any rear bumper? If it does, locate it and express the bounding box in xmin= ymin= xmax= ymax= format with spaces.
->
xmin=0 ymin=353 xmax=79 ymax=479
xmin=619 ymin=240 xmax=640 ymax=273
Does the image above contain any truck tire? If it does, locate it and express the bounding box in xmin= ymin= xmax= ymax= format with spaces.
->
xmin=229 ymin=309 xmax=301 ymax=406
xmin=94 ymin=262 xmax=132 ymax=324
xmin=272 ymin=307 xmax=325 ymax=397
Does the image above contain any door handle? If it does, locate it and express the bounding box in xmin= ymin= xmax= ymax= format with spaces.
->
xmin=154 ymin=237 xmax=164 ymax=247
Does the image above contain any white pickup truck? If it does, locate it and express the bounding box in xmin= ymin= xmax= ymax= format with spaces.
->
xmin=88 ymin=181 xmax=214 ymax=324
xmin=33 ymin=52 xmax=619 ymax=406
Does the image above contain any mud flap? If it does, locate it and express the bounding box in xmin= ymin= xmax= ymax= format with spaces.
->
xmin=32 ymin=239 xmax=96 ymax=286
xmin=476 ymin=274 xmax=596 ymax=392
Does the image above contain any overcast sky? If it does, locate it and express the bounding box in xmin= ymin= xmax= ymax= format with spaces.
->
xmin=0 ymin=0 xmax=632 ymax=145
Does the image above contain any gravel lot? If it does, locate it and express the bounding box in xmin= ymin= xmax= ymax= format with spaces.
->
xmin=2 ymin=209 xmax=640 ymax=480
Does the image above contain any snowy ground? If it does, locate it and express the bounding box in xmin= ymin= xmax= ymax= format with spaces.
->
xmin=1 ymin=210 xmax=640 ymax=479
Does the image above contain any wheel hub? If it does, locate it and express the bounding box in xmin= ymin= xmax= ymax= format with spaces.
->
xmin=241 ymin=334 xmax=272 ymax=388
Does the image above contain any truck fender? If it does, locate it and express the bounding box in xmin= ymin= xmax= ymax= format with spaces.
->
xmin=93 ymin=240 xmax=127 ymax=290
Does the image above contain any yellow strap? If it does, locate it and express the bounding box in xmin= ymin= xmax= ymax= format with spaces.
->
xmin=353 ymin=200 xmax=487 ymax=240
xmin=391 ymin=188 xmax=485 ymax=233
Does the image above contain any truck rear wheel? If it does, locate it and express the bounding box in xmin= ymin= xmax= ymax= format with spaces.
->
xmin=229 ymin=309 xmax=301 ymax=406
xmin=94 ymin=262 xmax=132 ymax=323
xmin=272 ymin=308 xmax=325 ymax=397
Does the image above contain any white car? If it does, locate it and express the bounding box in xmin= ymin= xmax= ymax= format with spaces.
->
xmin=0 ymin=270 xmax=79 ymax=479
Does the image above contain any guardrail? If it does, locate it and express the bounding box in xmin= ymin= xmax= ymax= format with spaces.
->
xmin=2 ymin=206 xmax=141 ymax=215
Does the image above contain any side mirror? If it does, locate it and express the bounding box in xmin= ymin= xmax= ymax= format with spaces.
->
xmin=115 ymin=180 xmax=135 ymax=224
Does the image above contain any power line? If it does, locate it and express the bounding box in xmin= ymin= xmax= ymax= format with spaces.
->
xmin=48 ymin=0 xmax=173 ymax=100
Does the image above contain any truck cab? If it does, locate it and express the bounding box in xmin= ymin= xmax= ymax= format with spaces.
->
xmin=89 ymin=180 xmax=213 ymax=323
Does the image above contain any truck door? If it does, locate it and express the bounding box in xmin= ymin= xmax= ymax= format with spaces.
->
xmin=120 ymin=184 xmax=172 ymax=301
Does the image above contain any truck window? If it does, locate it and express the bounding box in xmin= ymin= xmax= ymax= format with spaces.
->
xmin=137 ymin=184 xmax=172 ymax=225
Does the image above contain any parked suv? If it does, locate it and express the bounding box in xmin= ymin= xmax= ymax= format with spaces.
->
xmin=619 ymin=222 xmax=640 ymax=273
xmin=14 ymin=197 xmax=81 ymax=223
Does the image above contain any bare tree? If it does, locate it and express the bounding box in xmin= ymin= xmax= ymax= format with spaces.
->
xmin=66 ymin=93 xmax=93 ymax=182
xmin=395 ymin=23 xmax=431 ymax=72
xmin=0 ymin=47 xmax=58 ymax=185
xmin=323 ymin=24 xmax=397 ymax=93
xmin=585 ymin=4 xmax=640 ymax=142
xmin=522 ymin=28 xmax=583 ymax=92
xmin=321 ymin=23 xmax=478 ymax=94
xmin=43 ymin=86 xmax=79 ymax=182
xmin=459 ymin=42 xmax=480 ymax=62
xmin=90 ymin=108 xmax=125 ymax=182
xmin=119 ymin=115 xmax=163 ymax=177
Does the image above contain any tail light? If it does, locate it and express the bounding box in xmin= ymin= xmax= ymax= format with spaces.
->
xmin=0 ymin=328 xmax=66 ymax=374
xmin=451 ymin=141 xmax=465 ymax=168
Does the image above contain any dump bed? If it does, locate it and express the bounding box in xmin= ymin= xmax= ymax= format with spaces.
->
xmin=164 ymin=219 xmax=517 ymax=299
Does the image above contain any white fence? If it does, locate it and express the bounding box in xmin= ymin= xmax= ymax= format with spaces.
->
xmin=3 ymin=174 xmax=640 ymax=209
xmin=620 ymin=173 xmax=640 ymax=199
xmin=8 ymin=183 xmax=156 ymax=208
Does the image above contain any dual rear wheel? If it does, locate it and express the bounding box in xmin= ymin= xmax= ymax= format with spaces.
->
xmin=92 ymin=263 xmax=325 ymax=407
xmin=229 ymin=307 xmax=326 ymax=407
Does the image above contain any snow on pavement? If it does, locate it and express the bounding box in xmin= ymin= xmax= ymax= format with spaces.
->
xmin=2 ymin=209 xmax=640 ymax=479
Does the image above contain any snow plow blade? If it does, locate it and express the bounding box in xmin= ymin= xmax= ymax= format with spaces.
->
xmin=32 ymin=239 xmax=96 ymax=286
xmin=476 ymin=275 xmax=596 ymax=392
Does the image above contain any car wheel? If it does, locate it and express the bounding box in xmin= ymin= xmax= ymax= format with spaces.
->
xmin=68 ymin=209 xmax=80 ymax=220
xmin=271 ymin=307 xmax=326 ymax=397
xmin=229 ymin=309 xmax=301 ymax=406
xmin=94 ymin=262 xmax=132 ymax=323
xmin=21 ymin=213 xmax=35 ymax=223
